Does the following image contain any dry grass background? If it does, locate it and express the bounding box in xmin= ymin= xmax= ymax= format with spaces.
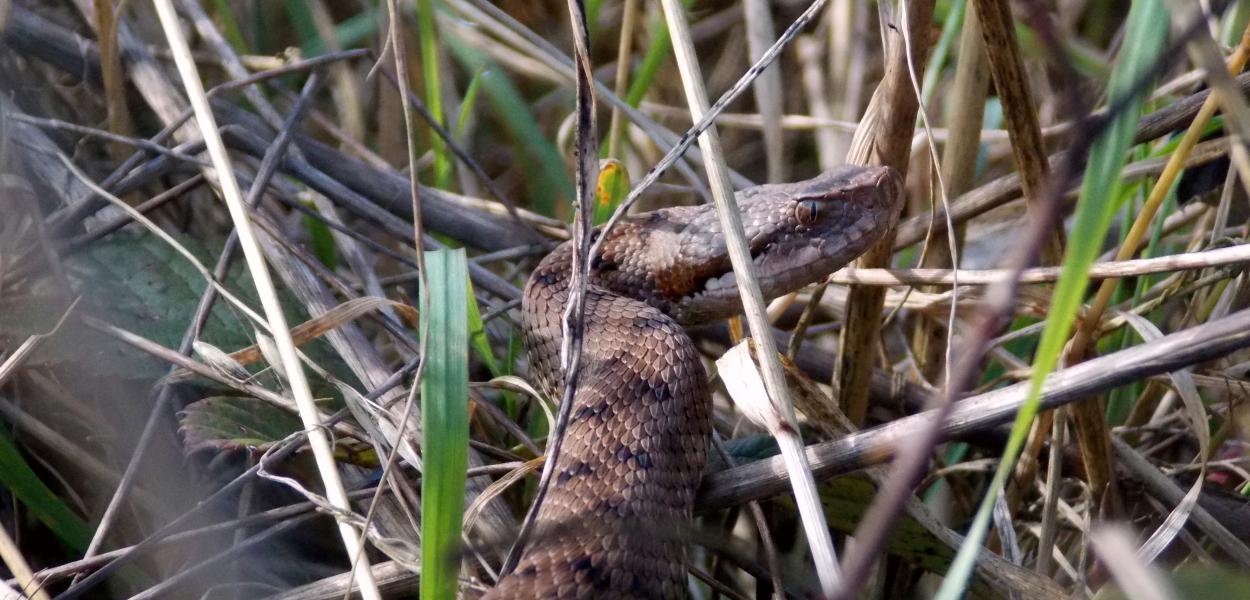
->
xmin=1 ymin=0 xmax=1250 ymax=598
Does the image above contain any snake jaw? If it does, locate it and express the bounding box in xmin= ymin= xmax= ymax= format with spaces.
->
xmin=665 ymin=165 xmax=904 ymax=324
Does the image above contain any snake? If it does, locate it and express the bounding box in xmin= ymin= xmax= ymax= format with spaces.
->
xmin=484 ymin=165 xmax=904 ymax=598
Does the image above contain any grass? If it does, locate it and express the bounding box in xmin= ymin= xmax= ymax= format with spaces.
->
xmin=938 ymin=1 xmax=1170 ymax=595
xmin=419 ymin=249 xmax=470 ymax=600
xmin=1 ymin=1 xmax=1249 ymax=598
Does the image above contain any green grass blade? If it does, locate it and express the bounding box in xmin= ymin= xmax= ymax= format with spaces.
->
xmin=416 ymin=0 xmax=453 ymax=188
xmin=444 ymin=36 xmax=574 ymax=216
xmin=921 ymin=0 xmax=967 ymax=105
xmin=420 ymin=249 xmax=470 ymax=600
xmin=320 ymin=10 xmax=381 ymax=53
xmin=209 ymin=0 xmax=248 ymax=52
xmin=465 ymin=279 xmax=499 ymax=376
xmin=295 ymin=6 xmax=382 ymax=57
xmin=1014 ymin=22 xmax=1108 ymax=79
xmin=302 ymin=204 xmax=337 ymax=269
xmin=597 ymin=0 xmax=691 ymax=159
xmin=454 ymin=67 xmax=486 ymax=139
xmin=585 ymin=0 xmax=604 ymax=39
xmin=623 ymin=1 xmax=692 ymax=108
xmin=282 ymin=0 xmax=320 ymax=54
xmin=0 ymin=428 xmax=91 ymax=551
xmin=250 ymin=1 xmax=271 ymax=54
xmin=1223 ymin=0 xmax=1250 ymax=47
xmin=936 ymin=1 xmax=1168 ymax=596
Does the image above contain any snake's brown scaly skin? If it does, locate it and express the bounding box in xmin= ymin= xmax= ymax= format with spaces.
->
xmin=485 ymin=166 xmax=904 ymax=599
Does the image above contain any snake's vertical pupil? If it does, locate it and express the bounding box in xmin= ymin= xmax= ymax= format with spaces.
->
xmin=796 ymin=199 xmax=820 ymax=225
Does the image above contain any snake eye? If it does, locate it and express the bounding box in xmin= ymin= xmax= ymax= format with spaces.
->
xmin=795 ymin=199 xmax=820 ymax=226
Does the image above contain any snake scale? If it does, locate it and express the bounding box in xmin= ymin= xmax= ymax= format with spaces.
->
xmin=485 ymin=165 xmax=904 ymax=598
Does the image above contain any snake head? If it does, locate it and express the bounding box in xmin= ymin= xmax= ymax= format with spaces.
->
xmin=668 ymin=165 xmax=904 ymax=324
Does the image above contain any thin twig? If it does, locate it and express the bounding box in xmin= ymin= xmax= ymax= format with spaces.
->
xmin=659 ymin=0 xmax=841 ymax=594
xmin=77 ymin=71 xmax=323 ymax=569
xmin=149 ymin=4 xmax=380 ymax=598
xmin=589 ymin=0 xmax=831 ymax=263
xmin=828 ymin=244 xmax=1250 ymax=285
xmin=498 ymin=0 xmax=599 ymax=578
xmin=349 ymin=2 xmax=429 ymax=596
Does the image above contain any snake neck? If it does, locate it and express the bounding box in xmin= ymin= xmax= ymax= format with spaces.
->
xmin=505 ymin=243 xmax=712 ymax=599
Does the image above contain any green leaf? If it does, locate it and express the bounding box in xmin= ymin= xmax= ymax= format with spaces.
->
xmin=180 ymin=396 xmax=306 ymax=453
xmin=292 ymin=4 xmax=382 ymax=57
xmin=1014 ymin=21 xmax=1108 ymax=80
xmin=421 ymin=249 xmax=470 ymax=600
xmin=1107 ymin=567 xmax=1250 ymax=599
xmin=322 ymin=10 xmax=382 ymax=54
xmin=282 ymin=0 xmax=320 ymax=54
xmin=593 ymin=159 xmax=630 ymax=225
xmin=1222 ymin=0 xmax=1250 ymax=47
xmin=67 ymin=234 xmax=354 ymax=389
xmin=303 ymin=205 xmax=338 ymax=270
xmin=178 ymin=396 xmax=377 ymax=467
xmin=936 ymin=1 xmax=1169 ymax=596
xmin=63 ymin=235 xmax=257 ymax=379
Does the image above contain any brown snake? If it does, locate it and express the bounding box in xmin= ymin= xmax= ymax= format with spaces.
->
xmin=485 ymin=165 xmax=904 ymax=598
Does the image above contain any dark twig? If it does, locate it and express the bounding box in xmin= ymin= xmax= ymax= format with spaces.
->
xmin=64 ymin=173 xmax=206 ymax=251
xmin=344 ymin=2 xmax=429 ymax=593
xmin=19 ymin=485 xmax=397 ymax=589
xmin=375 ymin=65 xmax=539 ymax=237
xmin=11 ymin=114 xmax=207 ymax=164
xmin=220 ymin=127 xmax=523 ymax=301
xmin=3 ymin=6 xmax=536 ymax=252
xmin=498 ymin=0 xmax=599 ymax=577
xmin=126 ymin=514 xmax=318 ymax=600
xmin=699 ymin=303 xmax=1250 ymax=511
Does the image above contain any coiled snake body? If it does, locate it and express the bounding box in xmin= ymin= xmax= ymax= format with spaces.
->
xmin=487 ymin=166 xmax=903 ymax=598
